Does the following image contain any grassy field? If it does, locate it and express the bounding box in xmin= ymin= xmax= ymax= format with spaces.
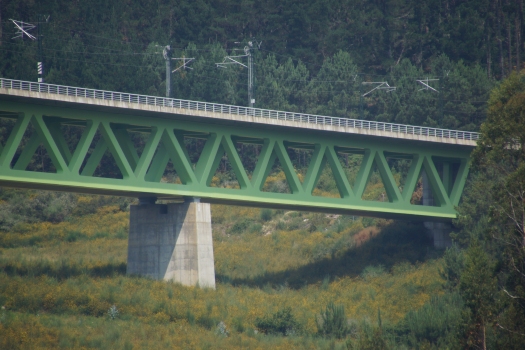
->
xmin=0 ymin=190 xmax=452 ymax=349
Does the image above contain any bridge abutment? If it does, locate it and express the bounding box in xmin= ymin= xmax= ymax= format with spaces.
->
xmin=127 ymin=198 xmax=216 ymax=288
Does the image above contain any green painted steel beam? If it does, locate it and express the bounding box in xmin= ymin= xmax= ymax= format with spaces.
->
xmin=0 ymin=100 xmax=474 ymax=220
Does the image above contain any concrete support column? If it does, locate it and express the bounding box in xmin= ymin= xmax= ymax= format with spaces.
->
xmin=127 ymin=198 xmax=216 ymax=288
xmin=422 ymin=170 xmax=452 ymax=249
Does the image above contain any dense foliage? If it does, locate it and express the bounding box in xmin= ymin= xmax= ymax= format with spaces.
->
xmin=0 ymin=0 xmax=508 ymax=130
xmin=448 ymin=71 xmax=525 ymax=348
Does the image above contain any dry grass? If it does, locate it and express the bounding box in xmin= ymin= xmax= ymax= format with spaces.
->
xmin=0 ymin=194 xmax=445 ymax=348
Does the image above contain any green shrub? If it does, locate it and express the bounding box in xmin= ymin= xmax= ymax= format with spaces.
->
xmin=361 ymin=217 xmax=376 ymax=228
xmin=347 ymin=326 xmax=389 ymax=350
xmin=391 ymin=261 xmax=414 ymax=275
xmin=250 ymin=223 xmax=262 ymax=233
xmin=316 ymin=302 xmax=350 ymax=339
xmin=198 ymin=314 xmax=219 ymax=330
xmin=230 ymin=218 xmax=251 ymax=234
xmin=186 ymin=310 xmax=195 ymax=325
xmin=360 ymin=265 xmax=386 ymax=280
xmin=275 ymin=221 xmax=286 ymax=230
xmin=255 ymin=307 xmax=302 ymax=336
xmin=399 ymin=292 xmax=464 ymax=347
xmin=232 ymin=317 xmax=245 ymax=333
xmin=260 ymin=208 xmax=273 ymax=222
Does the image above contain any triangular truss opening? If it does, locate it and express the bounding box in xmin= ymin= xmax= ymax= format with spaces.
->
xmin=144 ymin=130 xmax=194 ymax=185
xmin=93 ymin=149 xmax=124 ymax=179
xmin=409 ymin=172 xmax=424 ymax=205
xmin=180 ymin=130 xmax=210 ymax=167
xmin=361 ymin=163 xmax=388 ymax=202
xmin=29 ymin=144 xmax=57 ymax=173
xmin=0 ymin=114 xmax=18 ymax=151
xmin=159 ymin=159 xmax=182 ymax=184
xmin=312 ymin=155 xmax=342 ymax=198
xmin=335 ymin=147 xmax=365 ymax=188
xmin=384 ymin=152 xmax=414 ymax=195
xmin=431 ymin=157 xmax=461 ymax=198
xmin=79 ymin=129 xmax=124 ymax=179
xmin=261 ymin=153 xmax=292 ymax=194
xmin=407 ymin=156 xmax=457 ymax=207
xmin=10 ymin=121 xmax=36 ymax=169
xmin=10 ymin=118 xmax=58 ymax=173
xmin=144 ymin=144 xmax=182 ymax=184
xmin=232 ymin=135 xmax=264 ymax=180
xmin=112 ymin=124 xmax=149 ymax=159
xmin=209 ymin=150 xmax=241 ymax=189
xmin=42 ymin=117 xmax=87 ymax=161
xmin=284 ymin=142 xmax=315 ymax=184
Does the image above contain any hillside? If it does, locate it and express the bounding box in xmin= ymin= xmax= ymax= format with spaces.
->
xmin=1 ymin=1 xmax=525 ymax=348
xmin=0 ymin=194 xmax=454 ymax=349
xmin=0 ymin=0 xmax=507 ymax=131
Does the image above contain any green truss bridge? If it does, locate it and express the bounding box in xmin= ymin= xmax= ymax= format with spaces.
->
xmin=0 ymin=78 xmax=478 ymax=221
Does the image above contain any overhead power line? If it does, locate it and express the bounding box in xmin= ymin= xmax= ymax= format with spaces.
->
xmin=362 ymin=82 xmax=396 ymax=96
xmin=417 ymin=78 xmax=439 ymax=92
xmin=10 ymin=17 xmax=50 ymax=82
xmin=216 ymin=39 xmax=261 ymax=107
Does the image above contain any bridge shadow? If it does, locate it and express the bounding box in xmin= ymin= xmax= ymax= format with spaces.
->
xmin=0 ymin=260 xmax=127 ymax=281
xmin=216 ymin=221 xmax=442 ymax=289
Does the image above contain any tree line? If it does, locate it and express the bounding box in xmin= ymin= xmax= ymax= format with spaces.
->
xmin=1 ymin=0 xmax=520 ymax=130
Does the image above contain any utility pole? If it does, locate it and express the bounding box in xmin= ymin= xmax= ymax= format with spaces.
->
xmin=438 ymin=71 xmax=449 ymax=123
xmin=247 ymin=42 xmax=254 ymax=107
xmin=10 ymin=17 xmax=49 ymax=82
xmin=359 ymin=86 xmax=364 ymax=119
xmin=37 ymin=15 xmax=50 ymax=82
xmin=217 ymin=39 xmax=261 ymax=107
xmin=163 ymin=45 xmax=171 ymax=97
xmin=37 ymin=17 xmax=43 ymax=82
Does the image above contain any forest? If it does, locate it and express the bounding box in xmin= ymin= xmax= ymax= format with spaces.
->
xmin=0 ymin=0 xmax=525 ymax=349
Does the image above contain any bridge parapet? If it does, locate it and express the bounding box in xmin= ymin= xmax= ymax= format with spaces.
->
xmin=0 ymin=78 xmax=478 ymax=146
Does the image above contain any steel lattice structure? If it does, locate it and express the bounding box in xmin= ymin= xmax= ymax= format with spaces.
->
xmin=0 ymin=79 xmax=475 ymax=220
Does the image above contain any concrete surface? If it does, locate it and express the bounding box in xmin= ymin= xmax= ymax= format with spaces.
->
xmin=127 ymin=198 xmax=215 ymax=288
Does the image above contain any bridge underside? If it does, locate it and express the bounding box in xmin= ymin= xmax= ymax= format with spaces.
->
xmin=0 ymin=99 xmax=472 ymax=221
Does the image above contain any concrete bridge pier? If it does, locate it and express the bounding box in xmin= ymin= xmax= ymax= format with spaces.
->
xmin=422 ymin=171 xmax=453 ymax=249
xmin=127 ymin=197 xmax=216 ymax=288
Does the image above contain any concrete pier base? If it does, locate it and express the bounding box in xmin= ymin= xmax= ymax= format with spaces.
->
xmin=422 ymin=170 xmax=453 ymax=249
xmin=424 ymin=221 xmax=452 ymax=249
xmin=127 ymin=198 xmax=216 ymax=288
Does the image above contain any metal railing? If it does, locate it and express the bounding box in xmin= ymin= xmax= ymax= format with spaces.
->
xmin=0 ymin=78 xmax=480 ymax=141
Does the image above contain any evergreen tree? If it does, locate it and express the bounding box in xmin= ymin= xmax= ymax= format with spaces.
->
xmin=471 ymin=70 xmax=525 ymax=348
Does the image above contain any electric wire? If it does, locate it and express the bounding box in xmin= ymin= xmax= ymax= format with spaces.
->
xmin=1 ymin=34 xmax=490 ymax=106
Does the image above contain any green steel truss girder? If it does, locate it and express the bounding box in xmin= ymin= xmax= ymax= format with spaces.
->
xmin=0 ymin=101 xmax=473 ymax=220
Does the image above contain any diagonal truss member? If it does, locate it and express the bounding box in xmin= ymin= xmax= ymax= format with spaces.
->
xmin=0 ymin=99 xmax=472 ymax=220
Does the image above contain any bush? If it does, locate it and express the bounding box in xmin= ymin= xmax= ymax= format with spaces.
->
xmin=197 ymin=314 xmax=219 ymax=330
xmin=399 ymin=292 xmax=464 ymax=347
xmin=260 ymin=208 xmax=273 ymax=222
xmin=360 ymin=265 xmax=386 ymax=280
xmin=316 ymin=302 xmax=350 ymax=339
xmin=230 ymin=218 xmax=251 ymax=234
xmin=347 ymin=326 xmax=389 ymax=350
xmin=255 ymin=307 xmax=302 ymax=336
xmin=275 ymin=221 xmax=286 ymax=230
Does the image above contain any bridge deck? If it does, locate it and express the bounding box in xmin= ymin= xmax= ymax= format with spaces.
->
xmin=0 ymin=79 xmax=476 ymax=220
xmin=0 ymin=79 xmax=478 ymax=147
